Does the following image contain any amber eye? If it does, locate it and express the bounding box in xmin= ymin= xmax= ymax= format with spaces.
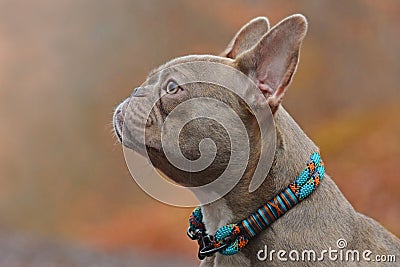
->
xmin=166 ymin=80 xmax=180 ymax=94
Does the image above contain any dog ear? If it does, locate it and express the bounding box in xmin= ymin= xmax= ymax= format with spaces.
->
xmin=236 ymin=14 xmax=308 ymax=112
xmin=220 ymin=17 xmax=270 ymax=59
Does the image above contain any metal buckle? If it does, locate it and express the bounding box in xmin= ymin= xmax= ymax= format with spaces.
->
xmin=187 ymin=227 xmax=236 ymax=260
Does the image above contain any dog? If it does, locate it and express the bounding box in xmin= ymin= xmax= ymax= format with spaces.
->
xmin=113 ymin=15 xmax=400 ymax=266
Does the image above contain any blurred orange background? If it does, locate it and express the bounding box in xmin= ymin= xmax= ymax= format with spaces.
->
xmin=0 ymin=0 xmax=399 ymax=266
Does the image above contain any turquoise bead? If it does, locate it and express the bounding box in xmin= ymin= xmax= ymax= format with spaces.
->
xmin=299 ymin=183 xmax=315 ymax=199
xmin=295 ymin=169 xmax=310 ymax=186
xmin=310 ymin=152 xmax=321 ymax=163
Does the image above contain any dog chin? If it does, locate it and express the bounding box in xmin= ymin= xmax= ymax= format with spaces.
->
xmin=112 ymin=114 xmax=123 ymax=143
xmin=116 ymin=125 xmax=151 ymax=158
xmin=113 ymin=98 xmax=130 ymax=143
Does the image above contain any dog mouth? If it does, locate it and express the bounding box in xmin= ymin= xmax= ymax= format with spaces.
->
xmin=113 ymin=98 xmax=130 ymax=143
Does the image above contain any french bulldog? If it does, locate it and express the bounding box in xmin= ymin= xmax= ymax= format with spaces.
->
xmin=113 ymin=15 xmax=399 ymax=266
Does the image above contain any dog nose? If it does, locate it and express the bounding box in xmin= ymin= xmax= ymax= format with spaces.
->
xmin=131 ymin=87 xmax=143 ymax=97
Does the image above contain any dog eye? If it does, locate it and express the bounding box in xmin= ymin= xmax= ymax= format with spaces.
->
xmin=166 ymin=80 xmax=180 ymax=94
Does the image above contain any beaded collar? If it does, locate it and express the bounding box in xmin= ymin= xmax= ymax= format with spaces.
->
xmin=187 ymin=152 xmax=325 ymax=260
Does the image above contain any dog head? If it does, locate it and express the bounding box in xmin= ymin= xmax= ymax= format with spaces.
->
xmin=113 ymin=15 xmax=307 ymax=190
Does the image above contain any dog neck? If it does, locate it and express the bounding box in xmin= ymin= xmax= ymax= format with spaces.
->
xmin=201 ymin=106 xmax=318 ymax=234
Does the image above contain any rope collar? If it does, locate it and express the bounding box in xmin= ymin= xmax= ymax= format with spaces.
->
xmin=187 ymin=152 xmax=325 ymax=260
